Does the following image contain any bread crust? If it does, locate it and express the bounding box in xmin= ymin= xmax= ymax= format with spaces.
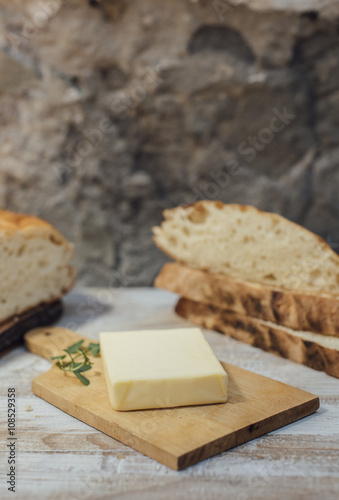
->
xmin=155 ymin=263 xmax=339 ymax=336
xmin=154 ymin=201 xmax=336 ymax=257
xmin=0 ymin=265 xmax=76 ymax=329
xmin=0 ymin=210 xmax=76 ymax=323
xmin=0 ymin=210 xmax=71 ymax=246
xmin=176 ymin=297 xmax=339 ymax=379
xmin=153 ymin=201 xmax=339 ymax=294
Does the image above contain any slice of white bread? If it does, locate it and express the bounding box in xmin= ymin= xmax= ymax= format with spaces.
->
xmin=155 ymin=263 xmax=339 ymax=336
xmin=153 ymin=201 xmax=339 ymax=294
xmin=0 ymin=210 xmax=75 ymax=324
xmin=176 ymin=298 xmax=339 ymax=379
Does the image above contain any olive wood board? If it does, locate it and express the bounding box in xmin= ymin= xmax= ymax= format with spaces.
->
xmin=24 ymin=326 xmax=319 ymax=471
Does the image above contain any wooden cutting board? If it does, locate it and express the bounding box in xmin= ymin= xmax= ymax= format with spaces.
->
xmin=25 ymin=326 xmax=319 ymax=471
xmin=0 ymin=301 xmax=62 ymax=353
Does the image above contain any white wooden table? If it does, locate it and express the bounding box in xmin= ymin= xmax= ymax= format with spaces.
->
xmin=1 ymin=288 xmax=339 ymax=499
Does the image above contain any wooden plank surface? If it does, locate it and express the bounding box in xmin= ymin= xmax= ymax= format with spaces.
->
xmin=24 ymin=326 xmax=318 ymax=470
xmin=0 ymin=288 xmax=339 ymax=498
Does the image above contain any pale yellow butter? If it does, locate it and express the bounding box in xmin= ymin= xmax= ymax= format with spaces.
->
xmin=100 ymin=327 xmax=228 ymax=411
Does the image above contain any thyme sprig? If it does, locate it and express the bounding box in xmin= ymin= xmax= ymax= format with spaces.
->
xmin=51 ymin=340 xmax=100 ymax=386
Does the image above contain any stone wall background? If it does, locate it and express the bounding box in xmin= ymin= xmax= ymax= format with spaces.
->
xmin=0 ymin=0 xmax=339 ymax=286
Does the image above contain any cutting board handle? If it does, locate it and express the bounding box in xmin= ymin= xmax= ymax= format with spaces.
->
xmin=24 ymin=327 xmax=83 ymax=360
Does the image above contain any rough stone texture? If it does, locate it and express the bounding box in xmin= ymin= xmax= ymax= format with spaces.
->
xmin=0 ymin=0 xmax=339 ymax=286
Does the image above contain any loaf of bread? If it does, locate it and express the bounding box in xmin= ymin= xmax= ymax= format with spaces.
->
xmin=153 ymin=201 xmax=339 ymax=294
xmin=176 ymin=298 xmax=339 ymax=379
xmin=155 ymin=262 xmax=339 ymax=336
xmin=0 ymin=210 xmax=75 ymax=325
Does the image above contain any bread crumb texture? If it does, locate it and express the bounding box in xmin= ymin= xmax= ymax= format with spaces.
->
xmin=0 ymin=210 xmax=75 ymax=322
xmin=153 ymin=202 xmax=339 ymax=294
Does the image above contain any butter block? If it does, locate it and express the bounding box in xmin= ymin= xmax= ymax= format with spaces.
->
xmin=100 ymin=327 xmax=228 ymax=411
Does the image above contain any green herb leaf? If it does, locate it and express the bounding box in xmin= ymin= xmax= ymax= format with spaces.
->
xmin=51 ymin=338 xmax=100 ymax=386
xmin=71 ymin=362 xmax=83 ymax=369
xmin=74 ymin=364 xmax=92 ymax=373
xmin=81 ymin=351 xmax=90 ymax=364
xmin=88 ymin=343 xmax=100 ymax=356
xmin=74 ymin=372 xmax=90 ymax=386
xmin=64 ymin=340 xmax=84 ymax=354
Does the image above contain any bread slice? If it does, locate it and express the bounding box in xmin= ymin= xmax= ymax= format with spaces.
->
xmin=153 ymin=201 xmax=339 ymax=294
xmin=176 ymin=297 xmax=339 ymax=379
xmin=155 ymin=263 xmax=339 ymax=336
xmin=0 ymin=210 xmax=75 ymax=324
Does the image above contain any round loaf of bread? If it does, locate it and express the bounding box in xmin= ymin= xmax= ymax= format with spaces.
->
xmin=0 ymin=210 xmax=75 ymax=324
